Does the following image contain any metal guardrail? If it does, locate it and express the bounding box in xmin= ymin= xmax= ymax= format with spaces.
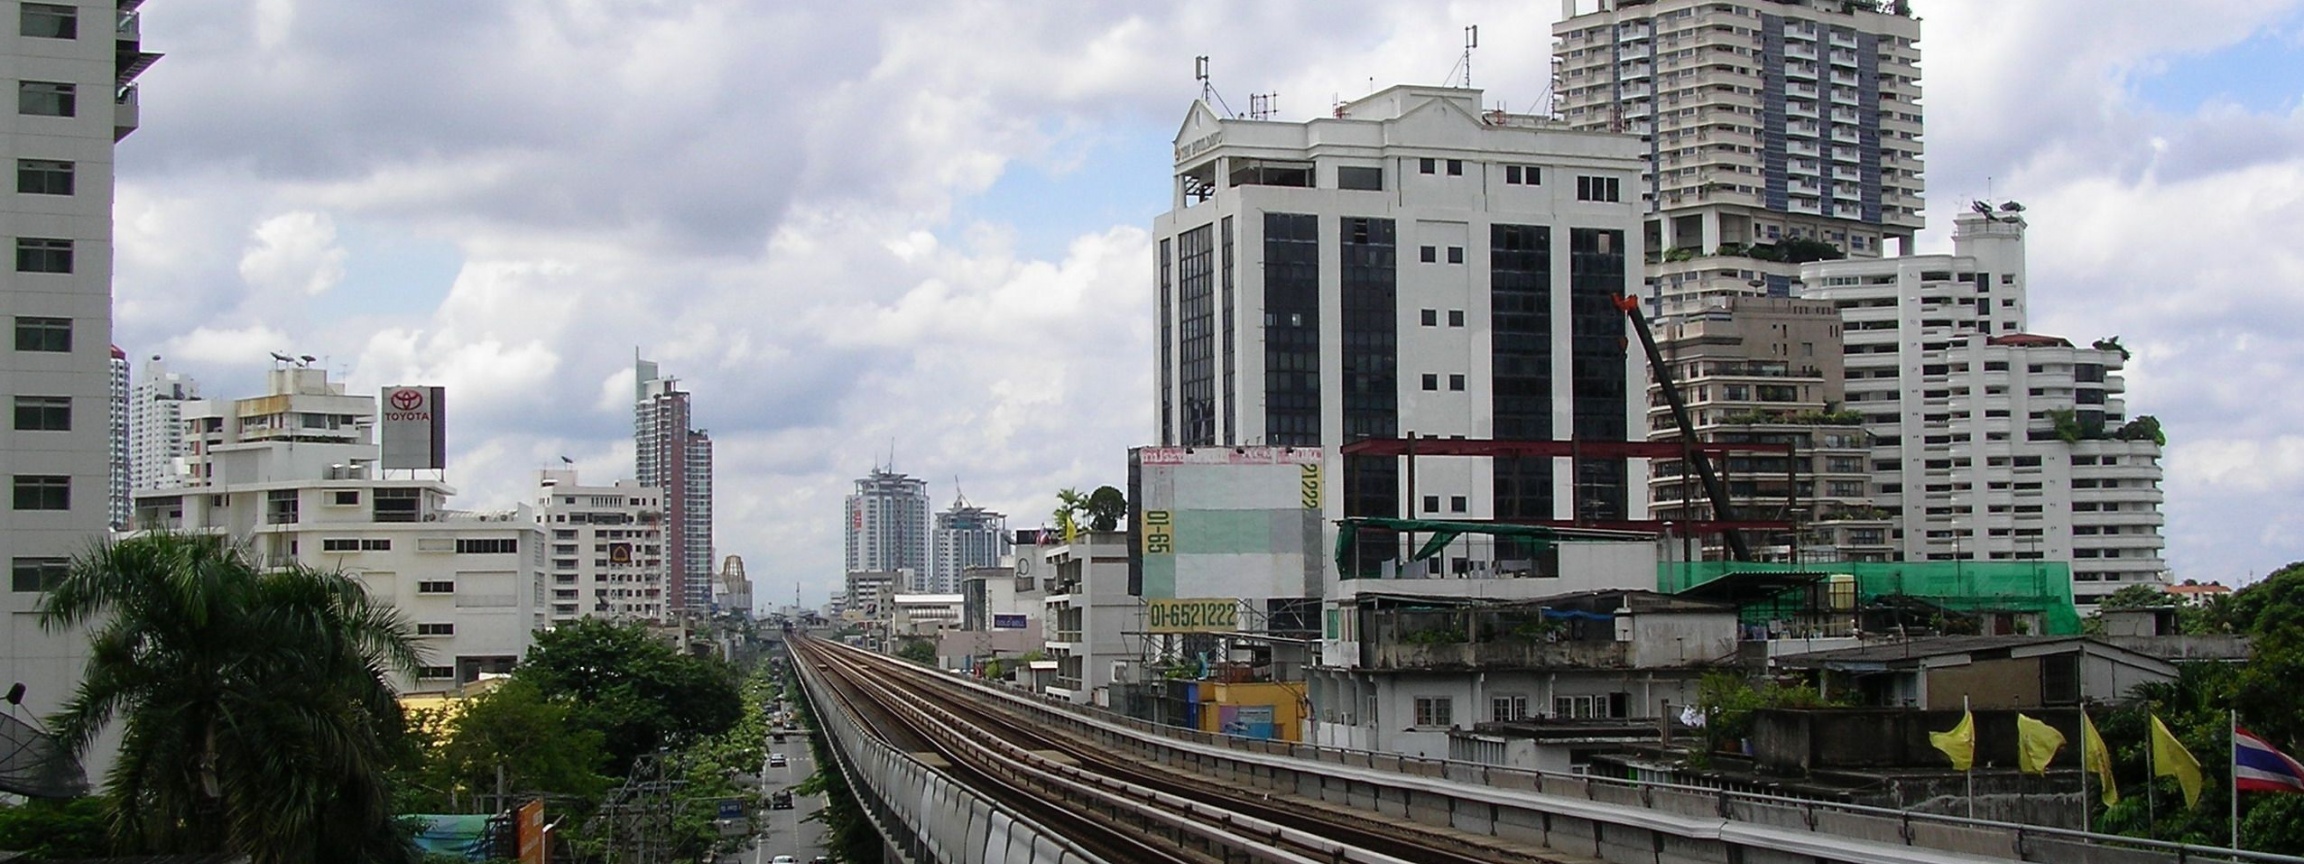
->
xmin=791 ymin=642 xmax=1105 ymax=864
xmin=946 ymin=674 xmax=2302 ymax=864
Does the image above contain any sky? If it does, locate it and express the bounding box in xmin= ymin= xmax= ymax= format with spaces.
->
xmin=113 ymin=0 xmax=2304 ymax=609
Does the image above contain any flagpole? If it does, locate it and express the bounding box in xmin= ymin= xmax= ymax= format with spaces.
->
xmin=2231 ymin=709 xmax=2240 ymax=850
xmin=1964 ymin=695 xmax=1974 ymax=820
xmin=2079 ymin=706 xmax=2089 ymax=835
xmin=2148 ymin=714 xmax=2157 ymax=839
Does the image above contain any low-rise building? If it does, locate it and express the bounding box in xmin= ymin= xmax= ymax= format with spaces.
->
xmin=1042 ymin=531 xmax=1135 ymax=706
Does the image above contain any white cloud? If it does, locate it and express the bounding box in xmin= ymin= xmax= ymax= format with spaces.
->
xmin=237 ymin=210 xmax=346 ymax=297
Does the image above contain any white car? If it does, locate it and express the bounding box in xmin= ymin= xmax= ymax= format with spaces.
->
xmin=768 ymin=753 xmax=788 ymax=767
xmin=771 ymin=857 xmax=797 ymax=864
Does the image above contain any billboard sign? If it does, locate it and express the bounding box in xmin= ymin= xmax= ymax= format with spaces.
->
xmin=992 ymin=614 xmax=1027 ymax=630
xmin=1145 ymin=598 xmax=1239 ymax=633
xmin=609 ymin=543 xmax=633 ymax=565
xmin=517 ymin=799 xmax=546 ymax=864
xmin=379 ymin=386 xmax=447 ymax=470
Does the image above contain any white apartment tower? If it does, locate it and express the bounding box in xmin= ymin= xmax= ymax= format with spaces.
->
xmin=128 ymin=352 xmax=198 ymax=494
xmin=2 ymin=0 xmax=159 ymax=749
xmin=1152 ymin=85 xmax=1650 ymax=562
xmin=845 ymin=468 xmax=928 ymax=582
xmin=537 ymin=469 xmax=667 ymax=624
xmin=1799 ymin=208 xmax=2167 ymax=607
xmin=105 ymin=344 xmax=125 ymax=529
xmin=634 ymin=357 xmax=714 ymax=613
xmin=930 ymin=494 xmax=1008 ymax=595
xmin=1552 ymin=0 xmax=1924 ymax=317
xmin=133 ymin=367 xmax=547 ymax=690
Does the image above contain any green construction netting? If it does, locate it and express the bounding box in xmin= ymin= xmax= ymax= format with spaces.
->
xmin=1333 ymin=517 xmax=1559 ymax=574
xmin=1659 ymin=560 xmax=2082 ymax=635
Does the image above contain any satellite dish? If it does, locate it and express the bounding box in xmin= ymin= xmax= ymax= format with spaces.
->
xmin=2000 ymin=201 xmax=2025 ymax=212
xmin=1970 ymin=200 xmax=1992 ymax=215
xmin=0 ymin=711 xmax=88 ymax=798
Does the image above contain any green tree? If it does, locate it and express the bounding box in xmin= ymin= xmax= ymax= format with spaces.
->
xmin=430 ymin=679 xmax=609 ymax=811
xmin=514 ymin=618 xmax=743 ymax=776
xmin=0 ymin=797 xmax=110 ymax=858
xmin=1084 ymin=486 xmax=1128 ymax=532
xmin=895 ymin=637 xmax=937 ymax=665
xmin=1052 ymin=487 xmax=1087 ymax=541
xmin=2096 ymin=583 xmax=2174 ymax=610
xmin=41 ymin=533 xmax=421 ymax=863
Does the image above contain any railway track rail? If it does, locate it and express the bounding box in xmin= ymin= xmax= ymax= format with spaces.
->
xmin=795 ymin=634 xmax=1556 ymax=864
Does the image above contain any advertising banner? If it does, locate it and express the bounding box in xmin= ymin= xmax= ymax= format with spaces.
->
xmin=379 ymin=386 xmax=447 ymax=470
xmin=992 ymin=614 xmax=1027 ymax=630
xmin=1145 ymin=598 xmax=1239 ymax=633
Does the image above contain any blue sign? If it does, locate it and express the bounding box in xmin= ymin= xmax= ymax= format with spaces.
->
xmin=718 ymin=798 xmax=743 ymax=820
xmin=993 ymin=614 xmax=1027 ymax=629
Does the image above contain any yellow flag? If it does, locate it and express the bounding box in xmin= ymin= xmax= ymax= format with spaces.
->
xmin=2081 ymin=711 xmax=2118 ymax=805
xmin=1930 ymin=709 xmax=1975 ymax=771
xmin=2016 ymin=713 xmax=2066 ymax=775
xmin=2150 ymin=714 xmax=2203 ymax=808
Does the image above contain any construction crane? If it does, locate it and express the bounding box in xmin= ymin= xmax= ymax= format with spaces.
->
xmin=1613 ymin=294 xmax=1754 ymax=561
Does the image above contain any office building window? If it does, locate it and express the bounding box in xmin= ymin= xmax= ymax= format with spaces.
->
xmin=10 ymin=557 xmax=67 ymax=592
xmin=1446 ymin=159 xmax=1463 ymax=176
xmin=16 ymin=159 xmax=71 ymax=195
xmin=373 ymin=487 xmax=421 ymax=522
xmin=456 ymin=538 xmax=518 ymax=554
xmin=1447 ymin=246 xmax=1464 ymax=264
xmin=16 ymin=81 xmax=73 ymax=117
xmin=1421 ymin=373 xmax=1438 ymax=391
xmin=416 ymin=623 xmax=455 ymax=636
xmin=1575 ymin=175 xmax=1621 ymax=202
xmin=1422 ymin=495 xmax=1440 ymax=513
xmin=1448 ymin=374 xmax=1465 ymax=392
xmin=19 ymin=3 xmax=74 ymax=39
xmin=1421 ymin=308 xmax=1437 ymax=326
xmin=12 ymin=475 xmax=68 ymax=510
xmin=1418 ymin=157 xmax=1436 ymax=174
xmin=13 ymin=316 xmax=70 ymax=351
xmin=1448 ymin=309 xmax=1464 ymax=327
xmin=13 ymin=395 xmax=68 ymax=431
xmin=266 ymin=489 xmax=298 ymax=525
xmin=1337 ymin=166 xmax=1383 ymax=191
xmin=15 ymin=237 xmax=71 ymax=273
xmin=418 ymin=580 xmax=455 ymax=594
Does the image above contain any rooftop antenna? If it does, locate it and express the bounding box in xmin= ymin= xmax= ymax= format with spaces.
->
xmin=1194 ymin=55 xmax=1238 ymax=117
xmin=1446 ymin=25 xmax=1480 ymax=88
xmin=1248 ymin=92 xmax=1278 ymax=120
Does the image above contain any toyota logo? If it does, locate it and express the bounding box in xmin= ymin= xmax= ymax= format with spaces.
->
xmin=390 ymin=389 xmax=424 ymax=411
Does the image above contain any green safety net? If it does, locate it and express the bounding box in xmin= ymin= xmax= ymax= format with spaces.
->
xmin=1659 ymin=559 xmax=2083 ymax=635
xmin=1333 ymin=517 xmax=1558 ymax=574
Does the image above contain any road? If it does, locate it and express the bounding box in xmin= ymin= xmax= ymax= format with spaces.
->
xmin=749 ymin=730 xmax=827 ymax=864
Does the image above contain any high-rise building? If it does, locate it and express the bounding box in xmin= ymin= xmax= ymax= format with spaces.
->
xmin=134 ymin=368 xmax=547 ymax=690
xmin=1552 ymin=0 xmax=1924 ymax=318
xmin=930 ymin=494 xmax=1008 ymax=594
xmin=1799 ymin=208 xmax=2167 ymax=610
xmin=716 ymin=554 xmax=751 ymax=616
xmin=536 ymin=469 xmax=667 ymax=624
xmin=128 ymin=352 xmax=199 ymax=496
xmin=106 ymin=345 xmax=127 ymax=529
xmin=845 ymin=468 xmax=928 ymax=582
xmin=634 ymin=357 xmax=714 ymax=613
xmin=1151 ymin=85 xmax=1650 ymax=569
xmin=1644 ymin=296 xmax=1891 ymax=562
xmin=2 ymin=0 xmax=160 ymax=766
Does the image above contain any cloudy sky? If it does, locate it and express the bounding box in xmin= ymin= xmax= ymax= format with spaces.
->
xmin=117 ymin=1 xmax=2304 ymax=607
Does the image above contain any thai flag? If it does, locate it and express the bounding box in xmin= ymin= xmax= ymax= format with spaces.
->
xmin=2234 ymin=727 xmax=2304 ymax=794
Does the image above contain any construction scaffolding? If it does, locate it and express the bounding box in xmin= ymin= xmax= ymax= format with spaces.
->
xmin=1660 ymin=560 xmax=2082 ymax=636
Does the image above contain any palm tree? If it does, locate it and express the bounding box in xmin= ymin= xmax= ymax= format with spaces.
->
xmin=1053 ymin=487 xmax=1088 ymax=542
xmin=40 ymin=533 xmax=423 ymax=863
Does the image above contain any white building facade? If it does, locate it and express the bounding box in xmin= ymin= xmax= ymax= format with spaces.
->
xmin=1040 ymin=531 xmax=1136 ymax=706
xmin=3 ymin=0 xmax=158 ymax=767
xmin=1152 ymin=86 xmax=1652 ymax=568
xmin=128 ymin=352 xmax=198 ymax=494
xmin=133 ymin=368 xmax=547 ymax=690
xmin=1799 ymin=210 xmax=2167 ymax=608
xmin=929 ymin=495 xmax=1007 ymax=595
xmin=1553 ymin=0 xmax=1925 ymax=317
xmin=536 ymin=469 xmax=667 ymax=624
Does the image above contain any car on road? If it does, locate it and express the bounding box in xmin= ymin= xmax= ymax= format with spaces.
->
xmin=769 ymin=790 xmax=793 ymax=810
xmin=768 ymin=753 xmax=787 ymax=767
xmin=771 ymin=856 xmax=797 ymax=864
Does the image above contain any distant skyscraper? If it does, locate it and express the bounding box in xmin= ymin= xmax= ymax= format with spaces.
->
xmin=930 ymin=494 xmax=1008 ymax=594
xmin=635 ymin=357 xmax=715 ymax=613
xmin=129 ymin=353 xmax=199 ymax=499
xmin=106 ymin=346 xmax=128 ymax=530
xmin=845 ymin=468 xmax=929 ymax=586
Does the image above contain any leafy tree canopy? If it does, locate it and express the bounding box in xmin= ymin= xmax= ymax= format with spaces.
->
xmin=514 ymin=618 xmax=743 ymax=776
xmin=1085 ymin=485 xmax=1128 ymax=532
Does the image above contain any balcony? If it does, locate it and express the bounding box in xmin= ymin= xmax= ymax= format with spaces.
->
xmin=114 ymin=85 xmax=138 ymax=141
